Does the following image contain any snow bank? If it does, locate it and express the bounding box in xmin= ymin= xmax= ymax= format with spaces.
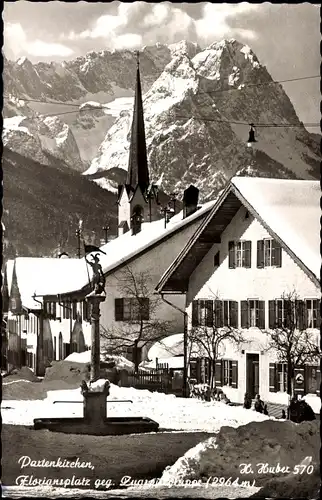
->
xmin=64 ymin=351 xmax=135 ymax=371
xmin=160 ymin=419 xmax=319 ymax=486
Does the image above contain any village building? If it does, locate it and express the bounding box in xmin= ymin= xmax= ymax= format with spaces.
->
xmin=156 ymin=176 xmax=320 ymax=406
xmin=2 ymin=257 xmax=91 ymax=375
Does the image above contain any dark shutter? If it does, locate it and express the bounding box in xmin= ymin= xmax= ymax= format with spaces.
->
xmin=283 ymin=299 xmax=293 ymax=329
xmin=269 ymin=363 xmax=277 ymax=392
xmin=295 ymin=300 xmax=306 ymax=330
xmin=141 ymin=298 xmax=150 ymax=320
xmin=230 ymin=301 xmax=238 ymax=328
xmin=272 ymin=240 xmax=282 ymax=267
xmin=244 ymin=241 xmax=252 ymax=268
xmin=192 ymin=300 xmax=199 ymax=327
xmin=231 ymin=361 xmax=238 ymax=388
xmin=72 ymin=301 xmax=77 ymax=320
xmin=205 ymin=300 xmax=214 ymax=327
xmin=258 ymin=301 xmax=265 ymax=329
xmin=241 ymin=301 xmax=249 ymax=328
xmin=257 ymin=240 xmax=264 ymax=268
xmin=214 ymin=300 xmax=223 ymax=327
xmin=316 ymin=300 xmax=321 ymax=328
xmin=228 ymin=241 xmax=235 ymax=269
xmin=214 ymin=251 xmax=220 ymax=267
xmin=115 ymin=298 xmax=124 ymax=321
xmin=66 ymin=302 xmax=70 ymax=320
xmin=316 ymin=367 xmax=321 ymax=396
xmin=269 ymin=300 xmax=276 ymax=329
xmin=215 ymin=360 xmax=222 ymax=387
xmin=223 ymin=301 xmax=228 ymax=326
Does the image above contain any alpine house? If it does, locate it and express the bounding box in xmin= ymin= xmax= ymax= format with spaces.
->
xmin=156 ymin=176 xmax=320 ymax=406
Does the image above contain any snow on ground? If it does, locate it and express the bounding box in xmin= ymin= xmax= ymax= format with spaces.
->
xmin=302 ymin=394 xmax=321 ymax=414
xmin=64 ymin=351 xmax=135 ymax=371
xmin=2 ymin=383 xmax=270 ymax=430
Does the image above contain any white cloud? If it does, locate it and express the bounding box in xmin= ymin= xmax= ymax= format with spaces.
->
xmin=65 ymin=3 xmax=258 ymax=52
xmin=143 ymin=4 xmax=170 ymax=27
xmin=27 ymin=41 xmax=74 ymax=57
xmin=113 ymin=33 xmax=143 ymax=50
xmin=4 ymin=22 xmax=73 ymax=59
xmin=195 ymin=3 xmax=259 ymax=43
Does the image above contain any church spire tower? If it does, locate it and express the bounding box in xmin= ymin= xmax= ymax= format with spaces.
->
xmin=126 ymin=52 xmax=149 ymax=191
xmin=118 ymin=51 xmax=161 ymax=236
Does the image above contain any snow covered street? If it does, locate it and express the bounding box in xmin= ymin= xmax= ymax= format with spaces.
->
xmin=2 ymin=383 xmax=270 ymax=431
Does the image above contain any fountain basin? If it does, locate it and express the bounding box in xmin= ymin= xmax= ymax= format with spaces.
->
xmin=33 ymin=416 xmax=159 ymax=435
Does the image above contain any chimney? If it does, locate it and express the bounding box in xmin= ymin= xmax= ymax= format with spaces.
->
xmin=183 ymin=185 xmax=199 ymax=219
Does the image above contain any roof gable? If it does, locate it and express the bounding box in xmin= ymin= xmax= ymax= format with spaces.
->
xmin=156 ymin=178 xmax=320 ymax=293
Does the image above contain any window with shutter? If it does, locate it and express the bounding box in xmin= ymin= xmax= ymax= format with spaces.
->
xmin=305 ymin=365 xmax=319 ymax=394
xmin=257 ymin=240 xmax=264 ymax=268
xmin=305 ymin=299 xmax=320 ymax=329
xmin=115 ymin=298 xmax=124 ymax=321
xmin=215 ymin=360 xmax=222 ymax=387
xmin=272 ymin=240 xmax=282 ymax=267
xmin=241 ymin=301 xmax=249 ymax=328
xmin=228 ymin=241 xmax=235 ymax=269
xmin=205 ymin=300 xmax=214 ymax=327
xmin=258 ymin=301 xmax=265 ymax=329
xmin=269 ymin=363 xmax=277 ymax=392
xmin=214 ymin=300 xmax=223 ymax=327
xmin=268 ymin=300 xmax=276 ymax=329
xmin=244 ymin=241 xmax=252 ymax=268
xmin=231 ymin=361 xmax=238 ymax=388
xmin=277 ymin=363 xmax=287 ymax=392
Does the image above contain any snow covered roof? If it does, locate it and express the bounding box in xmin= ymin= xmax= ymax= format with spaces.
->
xmin=156 ymin=178 xmax=320 ymax=293
xmin=5 ymin=260 xmax=15 ymax=296
xmin=57 ymin=199 xmax=216 ymax=296
xmin=148 ymin=333 xmax=184 ymax=359
xmin=13 ymin=258 xmax=88 ymax=309
xmin=7 ymin=200 xmax=216 ymax=307
xmin=231 ymin=177 xmax=320 ymax=281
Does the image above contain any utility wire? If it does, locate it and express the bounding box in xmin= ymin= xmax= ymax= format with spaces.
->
xmin=3 ymin=104 xmax=319 ymax=128
xmin=4 ymin=74 xmax=319 ymax=109
xmin=194 ymin=75 xmax=320 ymax=96
xmin=172 ymin=114 xmax=320 ymax=128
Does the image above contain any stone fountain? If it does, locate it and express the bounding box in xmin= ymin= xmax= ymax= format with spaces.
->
xmin=34 ymin=256 xmax=159 ymax=435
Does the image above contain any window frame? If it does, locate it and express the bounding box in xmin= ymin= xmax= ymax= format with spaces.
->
xmin=305 ymin=298 xmax=319 ymax=329
xmin=223 ymin=359 xmax=233 ymax=386
xmin=115 ymin=297 xmax=150 ymax=322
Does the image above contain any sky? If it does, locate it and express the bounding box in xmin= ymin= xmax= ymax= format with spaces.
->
xmin=3 ymin=2 xmax=320 ymax=129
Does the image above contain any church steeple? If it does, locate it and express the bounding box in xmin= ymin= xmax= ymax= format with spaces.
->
xmin=126 ymin=53 xmax=149 ymax=191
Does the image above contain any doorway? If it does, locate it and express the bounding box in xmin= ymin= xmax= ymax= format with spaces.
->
xmin=246 ymin=353 xmax=259 ymax=398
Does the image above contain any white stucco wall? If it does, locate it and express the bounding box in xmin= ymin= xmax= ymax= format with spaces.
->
xmin=100 ymin=219 xmax=203 ymax=359
xmin=186 ymin=206 xmax=320 ymax=405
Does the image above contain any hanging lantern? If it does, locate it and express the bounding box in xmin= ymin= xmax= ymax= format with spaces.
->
xmin=247 ymin=123 xmax=257 ymax=147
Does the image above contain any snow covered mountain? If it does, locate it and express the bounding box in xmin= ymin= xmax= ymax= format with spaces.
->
xmin=3 ymin=40 xmax=320 ymax=199
xmin=86 ymin=39 xmax=320 ymax=200
xmin=3 ymin=42 xmax=199 ymax=167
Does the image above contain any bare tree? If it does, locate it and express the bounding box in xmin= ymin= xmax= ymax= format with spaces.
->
xmin=100 ymin=265 xmax=172 ymax=372
xmin=263 ymin=290 xmax=320 ymax=398
xmin=188 ymin=295 xmax=247 ymax=389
